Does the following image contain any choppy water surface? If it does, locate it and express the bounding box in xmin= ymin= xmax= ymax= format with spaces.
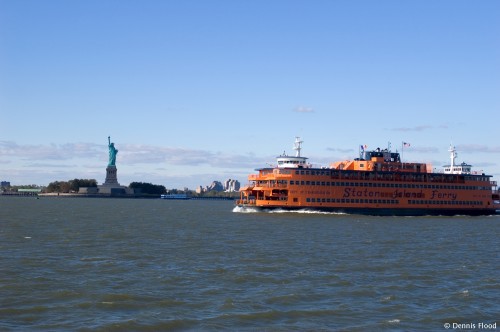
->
xmin=0 ymin=197 xmax=498 ymax=331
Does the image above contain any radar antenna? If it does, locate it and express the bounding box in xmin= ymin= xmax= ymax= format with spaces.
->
xmin=449 ymin=145 xmax=457 ymax=170
xmin=293 ymin=137 xmax=303 ymax=157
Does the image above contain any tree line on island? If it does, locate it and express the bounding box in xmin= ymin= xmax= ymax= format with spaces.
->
xmin=44 ymin=179 xmax=167 ymax=195
xmin=38 ymin=178 xmax=238 ymax=198
xmin=46 ymin=179 xmax=98 ymax=193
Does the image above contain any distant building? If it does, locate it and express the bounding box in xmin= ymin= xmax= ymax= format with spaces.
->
xmin=197 ymin=179 xmax=241 ymax=193
xmin=223 ymin=179 xmax=240 ymax=192
xmin=1 ymin=181 xmax=11 ymax=188
xmin=207 ymin=181 xmax=224 ymax=192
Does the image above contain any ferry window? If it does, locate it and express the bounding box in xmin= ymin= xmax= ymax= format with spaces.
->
xmin=321 ymin=182 xmax=325 ymax=186
xmin=290 ymin=181 xmax=294 ymax=185
xmin=293 ymin=198 xmax=298 ymax=202
xmin=295 ymin=171 xmax=299 ymax=175
xmin=322 ymin=198 xmax=326 ymax=202
xmin=306 ymin=171 xmax=310 ymax=175
xmin=306 ymin=181 xmax=310 ymax=185
xmin=306 ymin=198 xmax=311 ymax=202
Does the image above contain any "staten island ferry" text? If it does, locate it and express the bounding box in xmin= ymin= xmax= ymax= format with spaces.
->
xmin=342 ymin=188 xmax=458 ymax=201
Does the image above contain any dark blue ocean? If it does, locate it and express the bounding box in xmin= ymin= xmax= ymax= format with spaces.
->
xmin=1 ymin=197 xmax=498 ymax=331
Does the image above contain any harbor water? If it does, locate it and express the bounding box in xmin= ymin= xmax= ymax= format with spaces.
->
xmin=1 ymin=197 xmax=498 ymax=331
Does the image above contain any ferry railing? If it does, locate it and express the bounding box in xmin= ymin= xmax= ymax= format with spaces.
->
xmin=237 ymin=199 xmax=256 ymax=205
xmin=254 ymin=183 xmax=288 ymax=189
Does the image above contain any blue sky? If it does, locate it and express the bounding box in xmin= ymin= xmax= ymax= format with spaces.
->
xmin=1 ymin=0 xmax=499 ymax=189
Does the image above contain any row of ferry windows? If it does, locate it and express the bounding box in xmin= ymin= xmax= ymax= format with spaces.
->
xmin=288 ymin=180 xmax=489 ymax=190
xmin=306 ymin=198 xmax=399 ymax=204
xmin=291 ymin=170 xmax=489 ymax=182
xmin=409 ymin=200 xmax=483 ymax=206
xmin=305 ymin=198 xmax=484 ymax=205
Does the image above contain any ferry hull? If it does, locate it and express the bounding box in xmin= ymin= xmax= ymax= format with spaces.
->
xmin=236 ymin=203 xmax=498 ymax=216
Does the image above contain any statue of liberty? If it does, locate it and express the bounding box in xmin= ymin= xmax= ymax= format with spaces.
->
xmin=108 ymin=136 xmax=118 ymax=166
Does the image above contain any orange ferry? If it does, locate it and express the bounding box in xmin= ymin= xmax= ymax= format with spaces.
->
xmin=237 ymin=138 xmax=500 ymax=216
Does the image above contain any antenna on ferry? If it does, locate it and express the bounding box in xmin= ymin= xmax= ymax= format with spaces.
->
xmin=293 ymin=137 xmax=303 ymax=157
xmin=449 ymin=145 xmax=457 ymax=170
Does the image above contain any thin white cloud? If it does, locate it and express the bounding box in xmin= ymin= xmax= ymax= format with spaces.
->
xmin=404 ymin=146 xmax=440 ymax=153
xmin=326 ymin=147 xmax=354 ymax=153
xmin=0 ymin=141 xmax=267 ymax=170
xmin=390 ymin=125 xmax=434 ymax=132
xmin=294 ymin=106 xmax=314 ymax=113
xmin=456 ymin=144 xmax=500 ymax=153
xmin=120 ymin=144 xmax=261 ymax=168
xmin=0 ymin=141 xmax=103 ymax=160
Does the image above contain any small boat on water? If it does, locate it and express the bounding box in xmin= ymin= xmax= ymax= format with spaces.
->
xmin=160 ymin=194 xmax=190 ymax=200
xmin=237 ymin=137 xmax=500 ymax=216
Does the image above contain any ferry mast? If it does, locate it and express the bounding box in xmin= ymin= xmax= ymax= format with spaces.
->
xmin=293 ymin=137 xmax=303 ymax=157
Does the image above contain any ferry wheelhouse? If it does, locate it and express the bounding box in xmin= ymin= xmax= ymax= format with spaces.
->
xmin=237 ymin=138 xmax=500 ymax=216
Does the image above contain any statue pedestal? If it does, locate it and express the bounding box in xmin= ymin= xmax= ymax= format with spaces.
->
xmin=104 ymin=166 xmax=119 ymax=186
xmin=98 ymin=166 xmax=133 ymax=195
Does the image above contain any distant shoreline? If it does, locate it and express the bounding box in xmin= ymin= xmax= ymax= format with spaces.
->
xmin=1 ymin=192 xmax=236 ymax=200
